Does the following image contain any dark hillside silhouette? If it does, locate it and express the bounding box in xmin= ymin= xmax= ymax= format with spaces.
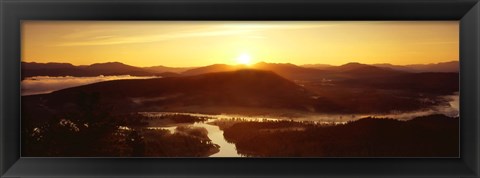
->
xmin=302 ymin=61 xmax=459 ymax=73
xmin=22 ymin=62 xmax=171 ymax=79
xmin=23 ymin=67 xmax=459 ymax=115
xmin=327 ymin=62 xmax=406 ymax=78
xmin=143 ymin=65 xmax=194 ymax=74
xmin=223 ymin=114 xmax=459 ymax=157
xmin=24 ymin=70 xmax=341 ymax=114
xmin=373 ymin=61 xmax=459 ymax=73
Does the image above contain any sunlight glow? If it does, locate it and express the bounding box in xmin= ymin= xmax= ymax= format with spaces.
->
xmin=236 ymin=53 xmax=252 ymax=65
xmin=22 ymin=21 xmax=459 ymax=67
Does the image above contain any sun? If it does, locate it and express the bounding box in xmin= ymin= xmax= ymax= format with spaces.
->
xmin=236 ymin=53 xmax=252 ymax=65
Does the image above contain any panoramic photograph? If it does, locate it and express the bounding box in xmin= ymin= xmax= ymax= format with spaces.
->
xmin=21 ymin=21 xmax=459 ymax=157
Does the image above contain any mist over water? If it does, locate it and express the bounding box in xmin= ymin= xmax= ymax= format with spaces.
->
xmin=21 ymin=75 xmax=159 ymax=96
xmin=22 ymin=76 xmax=459 ymax=157
xmin=138 ymin=94 xmax=459 ymax=157
xmin=22 ymin=76 xmax=460 ymax=120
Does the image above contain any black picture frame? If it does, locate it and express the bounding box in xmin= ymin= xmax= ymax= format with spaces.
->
xmin=1 ymin=0 xmax=479 ymax=177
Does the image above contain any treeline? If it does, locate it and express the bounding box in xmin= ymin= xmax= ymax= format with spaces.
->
xmin=22 ymin=92 xmax=219 ymax=157
xmin=142 ymin=113 xmax=210 ymax=124
xmin=223 ymin=114 xmax=459 ymax=157
xmin=23 ymin=116 xmax=219 ymax=157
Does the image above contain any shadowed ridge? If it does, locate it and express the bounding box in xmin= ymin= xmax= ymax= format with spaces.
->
xmin=25 ymin=69 xmax=327 ymax=113
xmin=326 ymin=62 xmax=406 ymax=77
xmin=22 ymin=61 xmax=76 ymax=69
xmin=181 ymin=64 xmax=235 ymax=76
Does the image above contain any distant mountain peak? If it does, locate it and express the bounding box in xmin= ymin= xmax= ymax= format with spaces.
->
xmin=255 ymin=61 xmax=295 ymax=65
xmin=22 ymin=61 xmax=76 ymax=69
xmin=340 ymin=62 xmax=367 ymax=67
xmin=343 ymin=62 xmax=362 ymax=65
xmin=333 ymin=62 xmax=372 ymax=71
xmin=89 ymin=62 xmax=130 ymax=67
xmin=373 ymin=61 xmax=459 ymax=73
xmin=253 ymin=62 xmax=303 ymax=69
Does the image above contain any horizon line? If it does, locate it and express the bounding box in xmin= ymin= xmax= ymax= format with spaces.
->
xmin=21 ymin=59 xmax=460 ymax=68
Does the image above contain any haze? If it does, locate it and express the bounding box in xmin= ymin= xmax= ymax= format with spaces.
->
xmin=22 ymin=21 xmax=458 ymax=67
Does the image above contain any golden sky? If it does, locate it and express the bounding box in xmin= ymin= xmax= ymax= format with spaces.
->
xmin=22 ymin=21 xmax=459 ymax=67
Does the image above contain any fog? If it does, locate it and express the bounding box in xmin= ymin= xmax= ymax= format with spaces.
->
xmin=22 ymin=75 xmax=158 ymax=96
xmin=22 ymin=76 xmax=459 ymax=121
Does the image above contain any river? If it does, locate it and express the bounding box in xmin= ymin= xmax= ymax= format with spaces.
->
xmin=138 ymin=93 xmax=459 ymax=157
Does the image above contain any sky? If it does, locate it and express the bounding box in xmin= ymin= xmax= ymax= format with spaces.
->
xmin=22 ymin=21 xmax=459 ymax=67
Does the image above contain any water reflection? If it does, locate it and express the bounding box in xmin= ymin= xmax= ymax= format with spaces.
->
xmin=135 ymin=96 xmax=459 ymax=157
xmin=194 ymin=122 xmax=239 ymax=157
xmin=142 ymin=117 xmax=241 ymax=157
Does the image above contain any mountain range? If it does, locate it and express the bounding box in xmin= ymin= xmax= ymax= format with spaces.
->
xmin=22 ymin=61 xmax=459 ymax=80
xmin=371 ymin=61 xmax=459 ymax=73
xmin=301 ymin=61 xmax=459 ymax=73
xmin=23 ymin=69 xmax=459 ymax=116
xmin=22 ymin=60 xmax=459 ymax=114
xmin=21 ymin=62 xmax=192 ymax=79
